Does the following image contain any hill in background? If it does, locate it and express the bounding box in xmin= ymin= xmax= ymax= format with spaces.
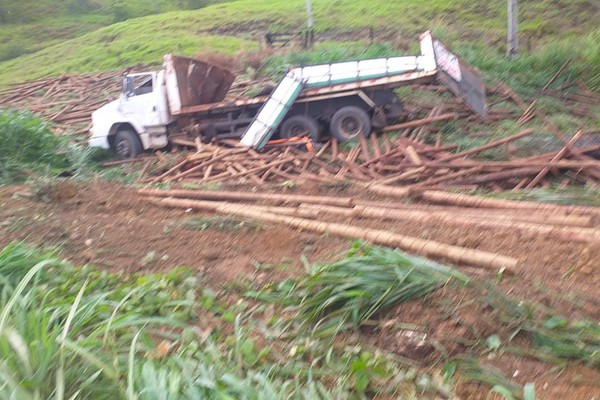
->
xmin=0 ymin=0 xmax=598 ymax=87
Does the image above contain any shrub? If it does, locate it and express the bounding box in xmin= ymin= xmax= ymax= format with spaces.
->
xmin=0 ymin=110 xmax=72 ymax=184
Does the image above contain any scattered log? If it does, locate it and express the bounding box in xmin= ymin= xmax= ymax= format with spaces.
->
xmin=382 ymin=113 xmax=457 ymax=132
xmin=146 ymin=196 xmax=519 ymax=271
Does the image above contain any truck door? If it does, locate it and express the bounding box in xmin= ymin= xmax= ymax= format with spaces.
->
xmin=120 ymin=73 xmax=162 ymax=126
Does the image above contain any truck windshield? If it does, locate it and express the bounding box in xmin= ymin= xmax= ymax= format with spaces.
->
xmin=123 ymin=74 xmax=154 ymax=97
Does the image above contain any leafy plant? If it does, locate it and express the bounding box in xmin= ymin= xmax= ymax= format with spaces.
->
xmin=0 ymin=242 xmax=457 ymax=399
xmin=252 ymin=243 xmax=469 ymax=336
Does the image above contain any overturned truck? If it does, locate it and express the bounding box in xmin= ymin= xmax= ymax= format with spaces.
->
xmin=89 ymin=31 xmax=487 ymax=159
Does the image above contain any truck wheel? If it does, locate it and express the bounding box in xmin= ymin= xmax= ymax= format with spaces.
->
xmin=329 ymin=106 xmax=371 ymax=142
xmin=113 ymin=129 xmax=143 ymax=159
xmin=279 ymin=115 xmax=321 ymax=142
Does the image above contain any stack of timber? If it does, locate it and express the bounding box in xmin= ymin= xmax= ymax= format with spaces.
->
xmin=139 ymin=127 xmax=600 ymax=190
xmin=146 ymin=61 xmax=600 ymax=190
xmin=139 ymin=187 xmax=600 ymax=272
xmin=0 ymin=72 xmax=125 ymax=136
xmin=0 ymin=70 xmax=273 ymax=137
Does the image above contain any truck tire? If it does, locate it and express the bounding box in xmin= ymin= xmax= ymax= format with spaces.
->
xmin=279 ymin=115 xmax=321 ymax=142
xmin=329 ymin=106 xmax=371 ymax=142
xmin=113 ymin=129 xmax=143 ymax=159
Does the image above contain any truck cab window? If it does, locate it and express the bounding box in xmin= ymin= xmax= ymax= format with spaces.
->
xmin=123 ymin=74 xmax=154 ymax=97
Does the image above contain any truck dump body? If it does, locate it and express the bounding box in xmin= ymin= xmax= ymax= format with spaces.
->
xmin=176 ymin=71 xmax=437 ymax=116
xmin=164 ymin=54 xmax=235 ymax=115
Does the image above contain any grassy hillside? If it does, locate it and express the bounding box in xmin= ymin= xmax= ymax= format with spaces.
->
xmin=0 ymin=0 xmax=599 ymax=86
xmin=0 ymin=0 xmax=229 ymax=63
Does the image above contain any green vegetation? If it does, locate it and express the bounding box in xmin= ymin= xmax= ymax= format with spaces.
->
xmin=252 ymin=243 xmax=469 ymax=336
xmin=0 ymin=0 xmax=599 ymax=86
xmin=247 ymin=244 xmax=598 ymax=398
xmin=2 ymin=238 xmax=597 ymax=397
xmin=0 ymin=110 xmax=71 ymax=184
xmin=0 ymin=109 xmax=130 ymax=185
xmin=0 ymin=242 xmax=458 ymax=399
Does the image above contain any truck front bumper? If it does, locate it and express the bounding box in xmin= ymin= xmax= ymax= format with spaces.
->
xmin=89 ymin=135 xmax=110 ymax=149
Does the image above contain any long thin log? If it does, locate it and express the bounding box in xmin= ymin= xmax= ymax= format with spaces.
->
xmin=526 ymin=130 xmax=584 ymax=188
xmin=101 ymin=156 xmax=154 ymax=167
xmin=382 ymin=113 xmax=457 ymax=132
xmin=146 ymin=197 xmax=519 ymax=271
xmin=437 ymin=129 xmax=535 ymax=162
xmin=299 ymin=204 xmax=600 ymax=244
xmin=542 ymin=59 xmax=571 ymax=91
xmin=137 ymin=189 xmax=355 ymax=207
xmin=353 ymin=200 xmax=592 ymax=227
xmin=368 ymin=185 xmax=600 ymax=216
xmin=455 ymin=167 xmax=541 ymax=186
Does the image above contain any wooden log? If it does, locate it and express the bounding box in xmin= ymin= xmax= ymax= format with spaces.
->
xmin=146 ymin=197 xmax=519 ymax=271
xmin=353 ymin=200 xmax=592 ymax=227
xmin=377 ymin=166 xmax=427 ymax=185
xmin=526 ymin=130 xmax=584 ymax=188
xmin=382 ymin=113 xmax=457 ymax=132
xmin=368 ymin=185 xmax=600 ymax=216
xmin=370 ymin=133 xmax=382 ymax=158
xmin=437 ymin=129 xmax=535 ymax=162
xmin=135 ymin=159 xmax=156 ymax=183
xmin=542 ymin=59 xmax=571 ymax=91
xmin=331 ymin=138 xmax=339 ymax=159
xmin=410 ymin=167 xmax=484 ymax=188
xmin=404 ymin=145 xmax=423 ymax=165
xmin=101 ymin=156 xmax=154 ymax=167
xmin=455 ymin=167 xmax=540 ymax=186
xmin=335 ymin=145 xmax=361 ymax=178
xmin=299 ymin=203 xmax=600 ymax=244
xmin=358 ymin=135 xmax=371 ymax=162
xmin=137 ymin=188 xmax=355 ymax=207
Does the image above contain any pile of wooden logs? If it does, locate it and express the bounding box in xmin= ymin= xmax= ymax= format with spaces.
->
xmin=136 ymin=127 xmax=600 ymax=190
xmin=137 ymin=60 xmax=600 ymax=190
xmin=139 ymin=187 xmax=600 ymax=272
xmin=0 ymin=72 xmax=125 ymax=136
xmin=0 ymin=70 xmax=274 ymax=138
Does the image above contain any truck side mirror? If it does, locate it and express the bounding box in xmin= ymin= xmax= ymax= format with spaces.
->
xmin=123 ymin=76 xmax=135 ymax=98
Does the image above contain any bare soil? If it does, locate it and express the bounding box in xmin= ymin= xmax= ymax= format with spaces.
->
xmin=1 ymin=180 xmax=599 ymax=399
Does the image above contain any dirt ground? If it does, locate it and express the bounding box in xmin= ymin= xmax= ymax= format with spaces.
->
xmin=1 ymin=180 xmax=599 ymax=399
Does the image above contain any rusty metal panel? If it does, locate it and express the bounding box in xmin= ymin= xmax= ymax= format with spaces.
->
xmin=164 ymin=54 xmax=235 ymax=114
xmin=431 ymin=37 xmax=488 ymax=118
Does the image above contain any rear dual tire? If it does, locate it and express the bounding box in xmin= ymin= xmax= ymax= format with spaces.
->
xmin=279 ymin=115 xmax=321 ymax=142
xmin=329 ymin=106 xmax=372 ymax=142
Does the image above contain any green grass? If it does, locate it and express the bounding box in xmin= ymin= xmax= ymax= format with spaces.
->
xmin=0 ymin=241 xmax=458 ymax=398
xmin=0 ymin=110 xmax=71 ymax=184
xmin=250 ymin=243 xmax=470 ymax=336
xmin=0 ymin=0 xmax=599 ymax=86
xmin=0 ymin=29 xmax=255 ymax=85
xmin=0 ymin=108 xmax=137 ymax=185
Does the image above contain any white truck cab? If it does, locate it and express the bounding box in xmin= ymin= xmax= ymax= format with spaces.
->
xmin=89 ymin=71 xmax=174 ymax=159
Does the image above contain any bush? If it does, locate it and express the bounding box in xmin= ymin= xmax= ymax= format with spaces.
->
xmin=0 ymin=110 xmax=70 ymax=184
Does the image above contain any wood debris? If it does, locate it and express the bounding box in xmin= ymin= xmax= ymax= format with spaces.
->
xmin=139 ymin=186 xmax=600 ymax=271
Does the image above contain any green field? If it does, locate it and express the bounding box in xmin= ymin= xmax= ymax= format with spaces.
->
xmin=0 ymin=0 xmax=599 ymax=86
